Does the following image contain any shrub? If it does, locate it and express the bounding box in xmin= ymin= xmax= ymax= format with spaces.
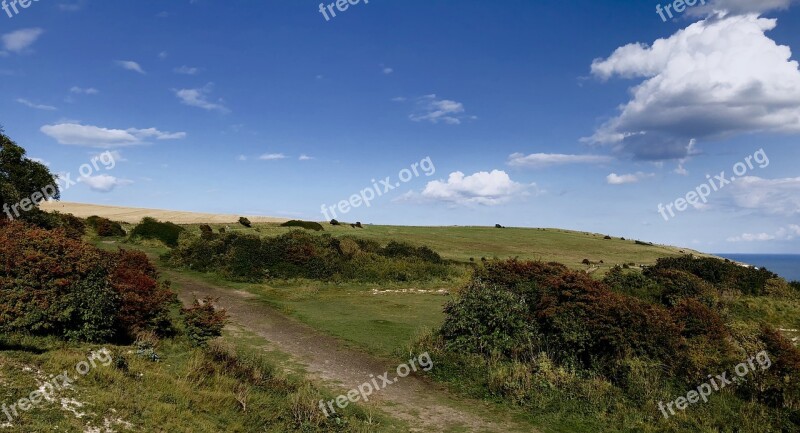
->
xmin=604 ymin=235 xmax=612 ymax=239
xmin=648 ymin=268 xmax=718 ymax=307
xmin=87 ymin=215 xmax=126 ymax=237
xmin=355 ymin=221 xmax=363 ymax=228
xmin=756 ymin=326 xmax=800 ymax=409
xmin=495 ymin=224 xmax=504 ymax=229
xmin=582 ymin=258 xmax=591 ymax=265
xmin=440 ymin=281 xmax=538 ymax=358
xmin=281 ymin=220 xmax=324 ymax=231
xmin=130 ymin=217 xmax=184 ymax=247
xmin=329 ymin=219 xmax=340 ymax=226
xmin=238 ymin=217 xmax=252 ymax=228
xmin=648 ymin=255 xmax=780 ymax=296
xmin=0 ymin=221 xmax=175 ymax=342
xmin=182 ymin=297 xmax=228 ymax=346
xmin=198 ymin=224 xmax=214 ymax=239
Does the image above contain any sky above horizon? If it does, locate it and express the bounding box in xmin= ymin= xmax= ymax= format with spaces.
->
xmin=1 ymin=0 xmax=800 ymax=254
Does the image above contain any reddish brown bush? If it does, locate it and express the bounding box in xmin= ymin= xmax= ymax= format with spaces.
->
xmin=0 ymin=221 xmax=175 ymax=342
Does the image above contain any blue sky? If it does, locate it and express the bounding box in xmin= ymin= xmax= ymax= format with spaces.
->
xmin=2 ymin=0 xmax=800 ymax=253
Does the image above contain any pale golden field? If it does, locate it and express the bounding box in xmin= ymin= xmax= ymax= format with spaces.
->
xmin=40 ymin=201 xmax=289 ymax=224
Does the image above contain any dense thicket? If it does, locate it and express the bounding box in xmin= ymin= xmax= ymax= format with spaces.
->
xmin=167 ymin=229 xmax=455 ymax=283
xmin=0 ymin=221 xmax=176 ymax=342
xmin=427 ymin=257 xmax=800 ymax=430
xmin=87 ymin=215 xmax=126 ymax=237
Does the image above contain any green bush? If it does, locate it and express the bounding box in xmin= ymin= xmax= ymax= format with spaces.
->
xmin=280 ymin=220 xmax=324 ymax=231
xmin=182 ymin=297 xmax=228 ymax=346
xmin=238 ymin=217 xmax=252 ymax=228
xmin=87 ymin=215 xmax=126 ymax=237
xmin=648 ymin=255 xmax=780 ymax=296
xmin=130 ymin=217 xmax=185 ymax=247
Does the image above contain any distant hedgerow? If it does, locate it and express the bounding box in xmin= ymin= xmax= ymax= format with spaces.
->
xmin=281 ymin=220 xmax=324 ymax=231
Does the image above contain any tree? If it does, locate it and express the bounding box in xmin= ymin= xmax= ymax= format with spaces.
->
xmin=0 ymin=130 xmax=60 ymax=220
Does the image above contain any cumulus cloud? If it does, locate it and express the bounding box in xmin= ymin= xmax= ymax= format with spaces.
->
xmin=508 ymin=152 xmax=613 ymax=168
xmin=1 ymin=28 xmax=44 ymax=53
xmin=417 ymin=170 xmax=532 ymax=206
xmin=606 ymin=172 xmax=655 ymax=185
xmin=16 ymin=98 xmax=57 ymax=111
xmin=116 ymin=60 xmax=146 ymax=74
xmin=299 ymin=154 xmax=314 ymax=161
xmin=41 ymin=123 xmax=186 ymax=148
xmin=587 ymin=14 xmax=800 ymax=160
xmin=409 ymin=95 xmax=472 ymax=125
xmin=79 ymin=174 xmax=132 ymax=192
xmin=173 ymin=83 xmax=229 ymax=113
xmin=727 ymin=224 xmax=800 ymax=242
xmin=726 ymin=176 xmax=800 ymax=216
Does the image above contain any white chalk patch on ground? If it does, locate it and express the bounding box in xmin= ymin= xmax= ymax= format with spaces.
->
xmin=371 ymin=288 xmax=449 ymax=295
xmin=61 ymin=398 xmax=89 ymax=419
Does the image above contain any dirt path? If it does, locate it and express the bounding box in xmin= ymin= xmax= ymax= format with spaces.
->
xmin=167 ymin=271 xmax=532 ymax=433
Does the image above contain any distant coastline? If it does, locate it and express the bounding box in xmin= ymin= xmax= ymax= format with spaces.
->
xmin=716 ymin=254 xmax=800 ymax=282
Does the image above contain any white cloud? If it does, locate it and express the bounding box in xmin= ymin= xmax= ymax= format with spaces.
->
xmin=606 ymin=172 xmax=655 ymax=185
xmin=237 ymin=155 xmax=248 ymax=161
xmin=2 ymin=28 xmax=44 ymax=53
xmin=16 ymin=98 xmax=57 ymax=111
xmin=507 ymin=152 xmax=613 ymax=168
xmin=727 ymin=224 xmax=800 ymax=242
xmin=587 ymin=14 xmax=800 ymax=160
xmin=391 ymin=96 xmax=407 ymax=102
xmin=418 ymin=170 xmax=532 ymax=206
xmin=174 ymin=65 xmax=200 ymax=75
xmin=158 ymin=51 xmax=168 ymax=59
xmin=116 ymin=60 xmax=145 ymax=74
xmin=299 ymin=154 xmax=313 ymax=161
xmin=173 ymin=83 xmax=229 ymax=113
xmin=383 ymin=67 xmax=394 ymax=74
xmin=727 ymin=176 xmax=800 ymax=216
xmin=41 ymin=123 xmax=186 ymax=148
xmin=79 ymin=174 xmax=132 ymax=192
xmin=259 ymin=153 xmax=286 ymax=161
xmin=688 ymin=0 xmax=797 ymax=16
xmin=70 ymin=86 xmax=99 ymax=95
xmin=409 ymin=95 xmax=471 ymax=125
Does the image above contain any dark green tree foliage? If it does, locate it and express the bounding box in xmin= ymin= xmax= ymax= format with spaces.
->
xmin=238 ymin=217 xmax=252 ymax=228
xmin=0 ymin=132 xmax=60 ymax=216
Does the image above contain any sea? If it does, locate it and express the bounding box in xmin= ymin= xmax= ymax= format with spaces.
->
xmin=716 ymin=254 xmax=800 ymax=282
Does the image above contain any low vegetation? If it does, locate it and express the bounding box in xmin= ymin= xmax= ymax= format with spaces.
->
xmin=281 ymin=220 xmax=325 ymax=231
xmin=413 ymin=257 xmax=800 ymax=432
xmin=130 ymin=217 xmax=185 ymax=247
xmin=87 ymin=215 xmax=126 ymax=237
xmin=166 ymin=229 xmax=460 ymax=283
